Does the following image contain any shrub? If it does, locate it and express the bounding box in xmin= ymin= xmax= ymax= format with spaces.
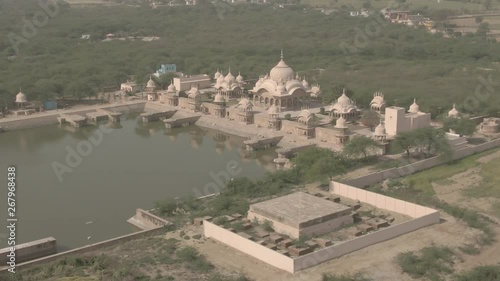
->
xmin=155 ymin=198 xmax=177 ymax=216
xmin=397 ymin=246 xmax=455 ymax=280
xmin=262 ymin=220 xmax=274 ymax=232
xmin=454 ymin=265 xmax=500 ymax=281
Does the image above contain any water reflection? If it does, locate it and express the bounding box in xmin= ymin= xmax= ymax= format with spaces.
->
xmin=0 ymin=114 xmax=277 ymax=250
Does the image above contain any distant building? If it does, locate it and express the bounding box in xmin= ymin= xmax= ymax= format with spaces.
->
xmin=173 ymin=74 xmax=211 ymax=92
xmin=155 ymin=64 xmax=177 ymax=77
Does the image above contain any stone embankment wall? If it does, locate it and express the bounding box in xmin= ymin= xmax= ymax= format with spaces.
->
xmin=127 ymin=208 xmax=171 ymax=230
xmin=0 ymin=101 xmax=146 ymax=131
xmin=0 ymin=237 xmax=57 ymax=265
xmin=0 ymin=226 xmax=167 ymax=273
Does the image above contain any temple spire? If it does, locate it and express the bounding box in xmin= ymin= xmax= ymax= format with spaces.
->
xmin=280 ymin=49 xmax=284 ymax=60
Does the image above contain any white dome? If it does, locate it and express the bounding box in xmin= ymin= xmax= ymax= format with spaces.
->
xmin=214 ymin=93 xmax=224 ymax=103
xmin=16 ymin=91 xmax=27 ymax=103
xmin=268 ymin=104 xmax=279 ymax=115
xmin=214 ymin=69 xmax=221 ymax=80
xmin=335 ymin=116 xmax=347 ymax=128
xmin=409 ymin=98 xmax=419 ymax=113
xmin=269 ymin=51 xmax=294 ymax=83
xmin=374 ymin=122 xmax=386 ymax=136
xmin=236 ymin=72 xmax=243 ymax=83
xmin=216 ymin=74 xmax=225 ymax=85
xmin=310 ymin=85 xmax=321 ymax=97
xmin=146 ymin=77 xmax=156 ymax=89
xmin=370 ymin=92 xmax=386 ymax=107
xmin=225 ymin=68 xmax=235 ymax=84
xmin=167 ymin=82 xmax=176 ymax=93
xmin=448 ymin=104 xmax=459 ymax=117
xmin=302 ymin=78 xmax=309 ymax=89
xmin=337 ymin=90 xmax=352 ymax=107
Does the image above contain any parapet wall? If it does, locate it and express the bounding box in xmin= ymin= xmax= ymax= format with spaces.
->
xmin=0 ymin=237 xmax=57 ymax=265
xmin=203 ymin=220 xmax=294 ymax=273
xmin=136 ymin=208 xmax=171 ymax=228
xmin=294 ymin=212 xmax=439 ymax=272
xmin=330 ymin=182 xmax=436 ymax=218
xmin=345 ymin=138 xmax=500 ymax=188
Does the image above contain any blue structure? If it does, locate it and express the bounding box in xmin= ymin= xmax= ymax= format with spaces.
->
xmin=155 ymin=64 xmax=177 ymax=76
xmin=43 ymin=100 xmax=57 ymax=110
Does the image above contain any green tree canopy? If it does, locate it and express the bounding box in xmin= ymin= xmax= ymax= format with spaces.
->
xmin=343 ymin=135 xmax=380 ymax=160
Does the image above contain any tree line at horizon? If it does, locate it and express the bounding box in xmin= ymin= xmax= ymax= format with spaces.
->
xmin=0 ymin=1 xmax=499 ymax=115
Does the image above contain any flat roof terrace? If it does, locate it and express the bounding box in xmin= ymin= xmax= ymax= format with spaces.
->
xmin=249 ymin=192 xmax=352 ymax=229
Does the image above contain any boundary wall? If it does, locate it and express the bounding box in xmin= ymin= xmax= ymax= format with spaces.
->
xmin=345 ymin=138 xmax=500 ymax=187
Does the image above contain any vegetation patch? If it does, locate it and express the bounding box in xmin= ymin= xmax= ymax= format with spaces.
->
xmin=454 ymin=265 xmax=500 ymax=281
xmin=397 ymin=246 xmax=456 ymax=281
xmin=463 ymin=156 xmax=500 ymax=199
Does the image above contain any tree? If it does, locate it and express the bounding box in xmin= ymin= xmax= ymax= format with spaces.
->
xmin=413 ymin=127 xmax=450 ymax=157
xmin=475 ymin=16 xmax=483 ymax=24
xmin=154 ymin=197 xmax=177 ymax=216
xmin=443 ymin=117 xmax=476 ymax=136
xmin=343 ymin=135 xmax=380 ymax=160
xmin=393 ymin=131 xmax=418 ymax=160
xmin=293 ymin=147 xmax=348 ymax=181
xmin=359 ymin=110 xmax=380 ymax=131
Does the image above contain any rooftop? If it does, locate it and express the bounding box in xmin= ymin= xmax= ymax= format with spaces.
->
xmin=249 ymin=192 xmax=351 ymax=229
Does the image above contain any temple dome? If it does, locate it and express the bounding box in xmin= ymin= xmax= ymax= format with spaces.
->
xmin=214 ymin=69 xmax=221 ymax=80
xmin=370 ymin=92 xmax=386 ymax=107
xmin=337 ymin=90 xmax=352 ymax=108
xmin=269 ymin=51 xmax=294 ymax=83
xmin=216 ymin=74 xmax=225 ymax=85
xmin=167 ymin=82 xmax=176 ymax=93
xmin=16 ymin=90 xmax=27 ymax=103
xmin=146 ymin=77 xmax=156 ymax=89
xmin=302 ymin=78 xmax=309 ymax=89
xmin=225 ymin=68 xmax=235 ymax=84
xmin=409 ymin=98 xmax=419 ymax=113
xmin=236 ymin=72 xmax=243 ymax=84
xmin=448 ymin=104 xmax=459 ymax=117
